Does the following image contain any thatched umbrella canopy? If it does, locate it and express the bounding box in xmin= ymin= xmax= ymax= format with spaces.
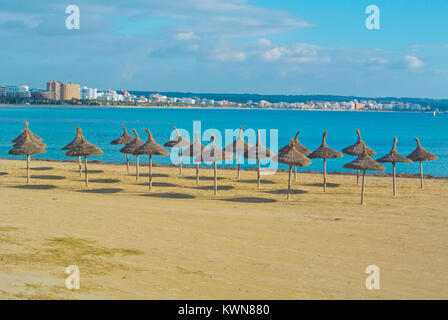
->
xmin=62 ymin=127 xmax=84 ymax=177
xmin=377 ymin=137 xmax=412 ymax=196
xmin=342 ymin=129 xmax=376 ymax=185
xmin=406 ymin=137 xmax=438 ymax=188
xmin=9 ymin=129 xmax=47 ymax=183
xmin=243 ymin=130 xmax=273 ymax=189
xmin=343 ymin=142 xmax=385 ymax=205
xmin=12 ymin=121 xmax=43 ymax=144
xmin=164 ymin=127 xmax=192 ymax=176
xmin=134 ymin=128 xmax=169 ymax=190
xmin=289 ymin=131 xmax=311 ymax=182
xmin=181 ymin=132 xmax=208 ymax=185
xmin=120 ymin=129 xmax=144 ymax=180
xmin=65 ymin=132 xmax=103 ymax=187
xmin=110 ymin=124 xmax=135 ymax=172
xmin=196 ymin=135 xmax=235 ymax=195
xmin=308 ymin=131 xmax=343 ymax=192
xmin=225 ymin=127 xmax=252 ymax=179
xmin=275 ymin=139 xmax=311 ymax=200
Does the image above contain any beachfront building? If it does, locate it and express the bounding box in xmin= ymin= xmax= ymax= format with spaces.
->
xmin=80 ymin=86 xmax=98 ymax=100
xmin=61 ymin=82 xmax=80 ymax=100
xmin=0 ymin=85 xmax=30 ymax=97
xmin=97 ymin=89 xmax=124 ymax=102
xmin=47 ymin=80 xmax=80 ymax=101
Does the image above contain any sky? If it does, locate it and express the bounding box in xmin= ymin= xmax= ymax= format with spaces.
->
xmin=0 ymin=0 xmax=447 ymax=98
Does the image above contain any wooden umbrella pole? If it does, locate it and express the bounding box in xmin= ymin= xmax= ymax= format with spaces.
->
xmin=136 ymin=155 xmax=139 ymax=180
xmin=149 ymin=155 xmax=152 ymax=190
xmin=126 ymin=154 xmax=129 ymax=173
xmin=26 ymin=155 xmax=30 ymax=183
xmin=419 ymin=161 xmax=423 ymax=189
xmin=323 ymin=158 xmax=327 ymax=192
xmin=196 ymin=162 xmax=200 ymax=185
xmin=214 ymin=161 xmax=217 ymax=195
xmin=178 ymin=149 xmax=182 ymax=176
xmin=78 ymin=156 xmax=82 ymax=177
xmin=361 ymin=170 xmax=366 ymax=205
xmin=84 ymin=156 xmax=88 ymax=187
xmin=257 ymin=159 xmax=261 ymax=189
xmin=356 ymin=169 xmax=360 ymax=185
xmin=237 ymin=153 xmax=241 ymax=179
xmin=392 ymin=162 xmax=396 ymax=196
xmin=287 ymin=165 xmax=292 ymax=200
xmin=294 ymin=166 xmax=297 ymax=182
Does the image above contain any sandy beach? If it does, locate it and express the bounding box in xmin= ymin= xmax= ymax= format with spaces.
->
xmin=0 ymin=158 xmax=447 ymax=299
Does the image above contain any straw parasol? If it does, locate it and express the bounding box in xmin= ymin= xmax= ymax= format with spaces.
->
xmin=377 ymin=137 xmax=412 ymax=196
xmin=110 ymin=124 xmax=135 ymax=172
xmin=120 ymin=130 xmax=144 ymax=180
xmin=342 ymin=129 xmax=376 ymax=185
xmin=308 ymin=131 xmax=343 ymax=192
xmin=12 ymin=121 xmax=43 ymax=144
xmin=275 ymin=139 xmax=311 ymax=199
xmin=225 ymin=127 xmax=252 ymax=179
xmin=62 ymin=127 xmax=84 ymax=177
xmin=65 ymin=132 xmax=103 ymax=187
xmin=196 ymin=135 xmax=235 ymax=195
xmin=164 ymin=127 xmax=192 ymax=176
xmin=243 ymin=130 xmax=273 ymax=189
xmin=291 ymin=131 xmax=311 ymax=182
xmin=181 ymin=132 xmax=208 ymax=185
xmin=134 ymin=128 xmax=169 ymax=190
xmin=9 ymin=129 xmax=47 ymax=183
xmin=343 ymin=142 xmax=385 ymax=204
xmin=406 ymin=137 xmax=438 ymax=188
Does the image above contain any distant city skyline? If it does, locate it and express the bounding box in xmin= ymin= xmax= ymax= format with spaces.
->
xmin=1 ymin=1 xmax=447 ymax=98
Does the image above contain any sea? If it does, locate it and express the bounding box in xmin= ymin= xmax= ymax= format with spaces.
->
xmin=1 ymin=106 xmax=447 ymax=176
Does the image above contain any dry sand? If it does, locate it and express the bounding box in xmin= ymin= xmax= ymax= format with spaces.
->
xmin=0 ymin=158 xmax=447 ymax=299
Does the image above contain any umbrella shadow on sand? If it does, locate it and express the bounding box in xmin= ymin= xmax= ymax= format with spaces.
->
xmin=76 ymin=188 xmax=123 ymax=194
xmin=138 ymin=173 xmax=169 ymax=178
xmin=140 ymin=192 xmax=195 ymax=199
xmin=183 ymin=176 xmax=225 ymax=181
xmin=220 ymin=197 xmax=277 ymax=203
xmin=136 ymin=182 xmax=177 ymax=187
xmin=303 ymin=183 xmax=340 ymax=188
xmin=193 ymin=185 xmax=235 ymax=191
xmin=71 ymin=169 xmax=104 ymax=174
xmin=265 ymin=189 xmax=308 ymax=195
xmin=30 ymin=166 xmax=54 ymax=171
xmin=88 ymin=178 xmax=120 ymax=184
xmin=238 ymin=179 xmax=276 ymax=185
xmin=27 ymin=175 xmax=65 ymax=180
xmin=9 ymin=184 xmax=57 ymax=190
xmin=0 ymin=172 xmax=8 ymax=176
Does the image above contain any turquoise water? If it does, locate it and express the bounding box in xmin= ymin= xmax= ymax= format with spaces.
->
xmin=1 ymin=106 xmax=447 ymax=176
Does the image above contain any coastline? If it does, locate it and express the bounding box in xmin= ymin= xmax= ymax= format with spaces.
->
xmin=0 ymin=103 xmax=440 ymax=114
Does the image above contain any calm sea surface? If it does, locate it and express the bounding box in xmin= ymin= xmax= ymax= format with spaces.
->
xmin=1 ymin=106 xmax=447 ymax=176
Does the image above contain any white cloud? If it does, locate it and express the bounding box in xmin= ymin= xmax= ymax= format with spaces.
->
xmin=211 ymin=50 xmax=246 ymax=62
xmin=403 ymin=55 xmax=424 ymax=69
xmin=174 ymin=32 xmax=199 ymax=41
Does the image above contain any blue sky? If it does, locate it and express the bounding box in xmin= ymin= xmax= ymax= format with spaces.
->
xmin=0 ymin=0 xmax=447 ymax=98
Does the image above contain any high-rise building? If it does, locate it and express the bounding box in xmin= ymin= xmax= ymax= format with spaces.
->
xmin=61 ymin=82 xmax=80 ymax=100
xmin=46 ymin=80 xmax=63 ymax=100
